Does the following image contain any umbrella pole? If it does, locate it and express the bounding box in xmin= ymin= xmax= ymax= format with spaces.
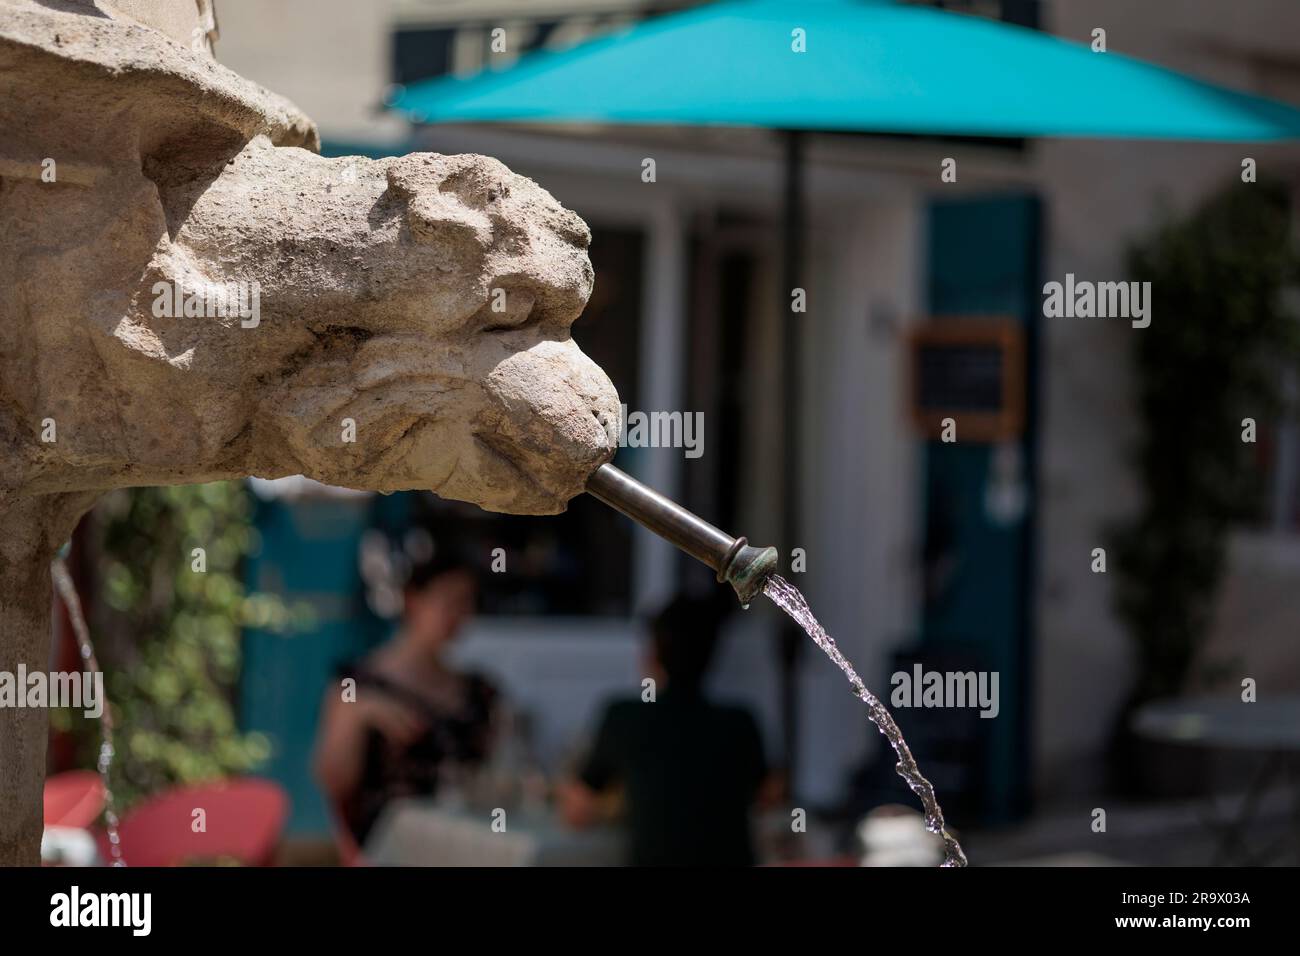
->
xmin=778 ymin=129 xmax=805 ymax=795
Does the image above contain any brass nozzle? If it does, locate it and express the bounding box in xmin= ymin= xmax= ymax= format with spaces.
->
xmin=585 ymin=463 xmax=779 ymax=604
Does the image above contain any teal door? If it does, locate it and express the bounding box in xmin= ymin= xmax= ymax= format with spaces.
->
xmin=240 ymin=492 xmax=408 ymax=836
xmin=921 ymin=195 xmax=1040 ymax=823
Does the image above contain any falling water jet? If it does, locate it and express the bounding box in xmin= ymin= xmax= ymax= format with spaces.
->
xmin=586 ymin=462 xmax=968 ymax=867
xmin=51 ymin=555 xmax=125 ymax=866
xmin=763 ymin=574 xmax=967 ymax=867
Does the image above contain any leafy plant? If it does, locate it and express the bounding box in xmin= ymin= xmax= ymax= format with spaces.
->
xmin=54 ymin=482 xmax=309 ymax=807
xmin=1110 ymin=180 xmax=1299 ymax=707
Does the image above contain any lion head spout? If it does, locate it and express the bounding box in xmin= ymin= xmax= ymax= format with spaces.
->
xmin=5 ymin=142 xmax=622 ymax=514
xmin=165 ymin=144 xmax=622 ymax=514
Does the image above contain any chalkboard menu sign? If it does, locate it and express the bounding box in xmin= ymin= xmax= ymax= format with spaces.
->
xmin=908 ymin=319 xmax=1024 ymax=442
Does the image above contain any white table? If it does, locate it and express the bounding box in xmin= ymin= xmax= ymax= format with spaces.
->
xmin=364 ymin=799 xmax=624 ymax=867
xmin=1133 ymin=695 xmax=1300 ymax=864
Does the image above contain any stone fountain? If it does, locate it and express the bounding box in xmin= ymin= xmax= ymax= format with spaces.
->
xmin=0 ymin=0 xmax=623 ymax=865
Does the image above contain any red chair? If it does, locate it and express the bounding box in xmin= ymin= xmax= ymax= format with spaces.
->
xmin=94 ymin=778 xmax=288 ymax=866
xmin=44 ymin=770 xmax=106 ymax=829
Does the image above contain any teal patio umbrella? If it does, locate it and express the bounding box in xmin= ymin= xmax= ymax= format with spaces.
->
xmin=387 ymin=0 xmax=1300 ymax=783
xmin=388 ymin=0 xmax=1300 ymax=139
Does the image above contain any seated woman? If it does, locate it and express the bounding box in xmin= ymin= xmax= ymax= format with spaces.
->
xmin=314 ymin=550 xmax=497 ymax=847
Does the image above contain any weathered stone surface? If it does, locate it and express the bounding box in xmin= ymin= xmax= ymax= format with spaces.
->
xmin=0 ymin=0 xmax=620 ymax=864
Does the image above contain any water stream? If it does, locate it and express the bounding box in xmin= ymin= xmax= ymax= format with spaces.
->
xmin=763 ymin=574 xmax=967 ymax=867
xmin=52 ymin=557 xmax=125 ymax=866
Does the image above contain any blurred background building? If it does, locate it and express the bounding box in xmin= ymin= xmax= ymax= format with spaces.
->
xmin=60 ymin=0 xmax=1298 ymax=861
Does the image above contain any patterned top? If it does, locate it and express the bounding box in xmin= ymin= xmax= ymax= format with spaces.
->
xmin=340 ymin=664 xmax=496 ymax=844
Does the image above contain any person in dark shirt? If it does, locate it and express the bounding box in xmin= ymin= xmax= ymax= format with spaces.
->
xmin=314 ymin=550 xmax=496 ymax=846
xmin=559 ymin=595 xmax=769 ymax=866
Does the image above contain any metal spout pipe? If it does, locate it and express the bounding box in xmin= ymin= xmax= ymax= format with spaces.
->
xmin=586 ymin=463 xmax=779 ymax=605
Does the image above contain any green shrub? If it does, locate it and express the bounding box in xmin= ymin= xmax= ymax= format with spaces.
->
xmin=1111 ymin=180 xmax=1299 ymax=705
xmin=54 ymin=482 xmax=307 ymax=807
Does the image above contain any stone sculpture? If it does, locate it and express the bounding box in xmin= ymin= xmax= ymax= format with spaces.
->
xmin=0 ymin=0 xmax=620 ymax=864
